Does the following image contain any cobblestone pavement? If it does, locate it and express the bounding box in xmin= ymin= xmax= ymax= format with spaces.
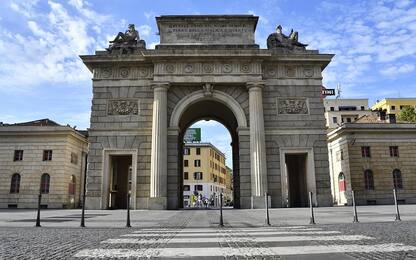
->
xmin=1 ymin=208 xmax=416 ymax=259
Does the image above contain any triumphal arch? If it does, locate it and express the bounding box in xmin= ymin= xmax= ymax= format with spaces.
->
xmin=81 ymin=15 xmax=334 ymax=210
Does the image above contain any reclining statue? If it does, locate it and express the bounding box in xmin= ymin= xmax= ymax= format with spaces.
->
xmin=107 ymin=24 xmax=146 ymax=54
xmin=267 ymin=25 xmax=307 ymax=52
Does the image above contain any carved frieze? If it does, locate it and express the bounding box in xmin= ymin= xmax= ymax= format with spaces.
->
xmin=155 ymin=62 xmax=261 ymax=75
xmin=108 ymin=99 xmax=139 ymax=115
xmin=277 ymin=98 xmax=309 ymax=114
xmin=94 ymin=66 xmax=153 ymax=79
xmin=263 ymin=64 xmax=318 ymax=79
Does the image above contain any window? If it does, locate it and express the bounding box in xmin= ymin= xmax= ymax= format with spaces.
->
xmin=10 ymin=173 xmax=21 ymax=193
xmin=346 ymin=118 xmax=351 ymax=123
xmin=361 ymin=106 xmax=365 ymax=111
xmin=194 ymin=185 xmax=203 ymax=191
xmin=361 ymin=146 xmax=371 ymax=158
xmin=184 ymin=172 xmax=188 ymax=180
xmin=13 ymin=150 xmax=23 ymax=161
xmin=338 ymin=172 xmax=346 ymax=192
xmin=70 ymin=153 xmax=78 ymax=164
xmin=391 ymin=105 xmax=396 ymax=110
xmin=364 ymin=169 xmax=374 ymax=190
xmin=196 ymin=148 xmax=201 ymax=155
xmin=393 ymin=169 xmax=403 ymax=189
xmin=184 ymin=160 xmax=188 ymax=167
xmin=183 ymin=148 xmax=190 ymax=155
xmin=68 ymin=175 xmax=76 ymax=195
xmin=43 ymin=150 xmax=53 ymax=161
xmin=339 ymin=106 xmax=357 ymax=111
xmin=330 ymin=107 xmax=335 ymax=111
xmin=40 ymin=173 xmax=50 ymax=194
xmin=183 ymin=185 xmax=190 ymax=191
xmin=332 ymin=117 xmax=337 ymax=123
xmin=194 ymin=172 xmax=203 ymax=180
xmin=194 ymin=159 xmax=201 ymax=167
xmin=389 ymin=146 xmax=399 ymax=157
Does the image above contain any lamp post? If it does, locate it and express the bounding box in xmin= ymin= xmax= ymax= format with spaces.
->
xmin=352 ymin=190 xmax=359 ymax=223
xmin=126 ymin=191 xmax=131 ymax=228
xmin=393 ymin=188 xmax=401 ymax=221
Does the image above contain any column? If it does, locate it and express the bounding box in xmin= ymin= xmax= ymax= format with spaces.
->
xmin=247 ymin=81 xmax=268 ymax=208
xmin=149 ymin=82 xmax=170 ymax=209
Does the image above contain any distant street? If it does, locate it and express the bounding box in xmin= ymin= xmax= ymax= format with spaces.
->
xmin=1 ymin=206 xmax=416 ymax=259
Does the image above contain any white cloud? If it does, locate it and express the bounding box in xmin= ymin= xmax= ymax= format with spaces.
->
xmin=380 ymin=63 xmax=415 ymax=76
xmin=0 ymin=0 xmax=120 ymax=89
xmin=139 ymin=24 xmax=151 ymax=37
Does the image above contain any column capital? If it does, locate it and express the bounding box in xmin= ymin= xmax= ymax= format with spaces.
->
xmin=246 ymin=81 xmax=266 ymax=91
xmin=151 ymin=82 xmax=170 ymax=91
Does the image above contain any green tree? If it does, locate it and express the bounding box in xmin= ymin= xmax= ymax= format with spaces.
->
xmin=397 ymin=106 xmax=416 ymax=123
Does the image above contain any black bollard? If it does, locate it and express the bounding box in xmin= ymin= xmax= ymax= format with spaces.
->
xmin=80 ymin=154 xmax=88 ymax=227
xmin=126 ymin=192 xmax=131 ymax=227
xmin=219 ymin=193 xmax=224 ymax=227
xmin=35 ymin=192 xmax=42 ymax=227
xmin=309 ymin=192 xmax=316 ymax=225
xmin=352 ymin=190 xmax=359 ymax=223
xmin=265 ymin=192 xmax=270 ymax=226
xmin=393 ymin=188 xmax=401 ymax=221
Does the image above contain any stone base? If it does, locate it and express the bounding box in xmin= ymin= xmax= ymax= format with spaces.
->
xmin=85 ymin=197 xmax=101 ymax=210
xmin=148 ymin=197 xmax=167 ymax=210
xmin=251 ymin=195 xmax=271 ymax=209
xmin=316 ymin=193 xmax=332 ymax=207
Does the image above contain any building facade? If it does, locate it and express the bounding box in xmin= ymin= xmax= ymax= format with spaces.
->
xmin=327 ymin=116 xmax=416 ymax=206
xmin=324 ymin=99 xmax=371 ymax=129
xmin=182 ymin=143 xmax=230 ymax=207
xmin=371 ymin=98 xmax=416 ymax=116
xmin=81 ymin=15 xmax=334 ymax=210
xmin=0 ymin=119 xmax=88 ymax=209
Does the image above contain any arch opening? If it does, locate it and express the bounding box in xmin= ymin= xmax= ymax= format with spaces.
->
xmin=175 ymin=99 xmax=242 ymax=209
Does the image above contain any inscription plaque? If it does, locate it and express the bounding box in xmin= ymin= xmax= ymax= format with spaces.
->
xmin=156 ymin=15 xmax=258 ymax=46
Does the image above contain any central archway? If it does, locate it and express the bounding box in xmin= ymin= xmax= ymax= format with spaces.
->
xmin=168 ymin=89 xmax=248 ymax=209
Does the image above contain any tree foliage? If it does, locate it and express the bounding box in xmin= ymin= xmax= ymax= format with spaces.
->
xmin=397 ymin=106 xmax=416 ymax=123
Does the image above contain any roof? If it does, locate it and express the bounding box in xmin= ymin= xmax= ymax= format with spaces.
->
xmin=1 ymin=118 xmax=61 ymax=127
xmin=184 ymin=142 xmax=226 ymax=157
xmin=0 ymin=118 xmax=88 ymax=139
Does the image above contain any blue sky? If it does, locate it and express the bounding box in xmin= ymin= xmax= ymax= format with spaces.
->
xmin=1 ymin=0 xmax=416 ymax=167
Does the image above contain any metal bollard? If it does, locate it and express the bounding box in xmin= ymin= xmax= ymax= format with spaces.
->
xmin=35 ymin=192 xmax=42 ymax=227
xmin=219 ymin=193 xmax=224 ymax=227
xmin=126 ymin=192 xmax=131 ymax=227
xmin=393 ymin=189 xmax=401 ymax=221
xmin=80 ymin=154 xmax=88 ymax=227
xmin=352 ymin=190 xmax=359 ymax=223
xmin=309 ymin=192 xmax=316 ymax=225
xmin=265 ymin=192 xmax=270 ymax=226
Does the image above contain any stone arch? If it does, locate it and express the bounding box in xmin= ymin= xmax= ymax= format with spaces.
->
xmin=169 ymin=90 xmax=248 ymax=129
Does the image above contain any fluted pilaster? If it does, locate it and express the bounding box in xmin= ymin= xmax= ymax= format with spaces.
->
xmin=247 ymin=81 xmax=268 ymax=199
xmin=150 ymin=82 xmax=170 ymax=200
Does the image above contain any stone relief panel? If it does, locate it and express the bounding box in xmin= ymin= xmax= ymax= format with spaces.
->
xmin=93 ymin=66 xmax=153 ymax=80
xmin=277 ymin=98 xmax=309 ymax=114
xmin=263 ymin=64 xmax=320 ymax=79
xmin=154 ymin=62 xmax=262 ymax=75
xmin=108 ymin=99 xmax=139 ymax=115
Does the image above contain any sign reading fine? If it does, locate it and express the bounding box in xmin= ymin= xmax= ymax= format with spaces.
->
xmin=184 ymin=128 xmax=201 ymax=143
xmin=321 ymin=86 xmax=335 ymax=98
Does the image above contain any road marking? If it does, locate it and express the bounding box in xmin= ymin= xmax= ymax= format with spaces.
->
xmin=126 ymin=230 xmax=339 ymax=237
xmin=105 ymin=235 xmax=373 ymax=244
xmin=75 ymin=243 xmax=416 ymax=258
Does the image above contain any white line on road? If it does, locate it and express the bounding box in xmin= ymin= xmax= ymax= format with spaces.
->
xmin=105 ymin=235 xmax=370 ymax=244
xmin=126 ymin=230 xmax=339 ymax=237
xmin=75 ymin=243 xmax=416 ymax=258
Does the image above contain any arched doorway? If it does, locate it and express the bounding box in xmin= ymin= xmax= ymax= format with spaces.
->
xmin=168 ymin=90 xmax=248 ymax=209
